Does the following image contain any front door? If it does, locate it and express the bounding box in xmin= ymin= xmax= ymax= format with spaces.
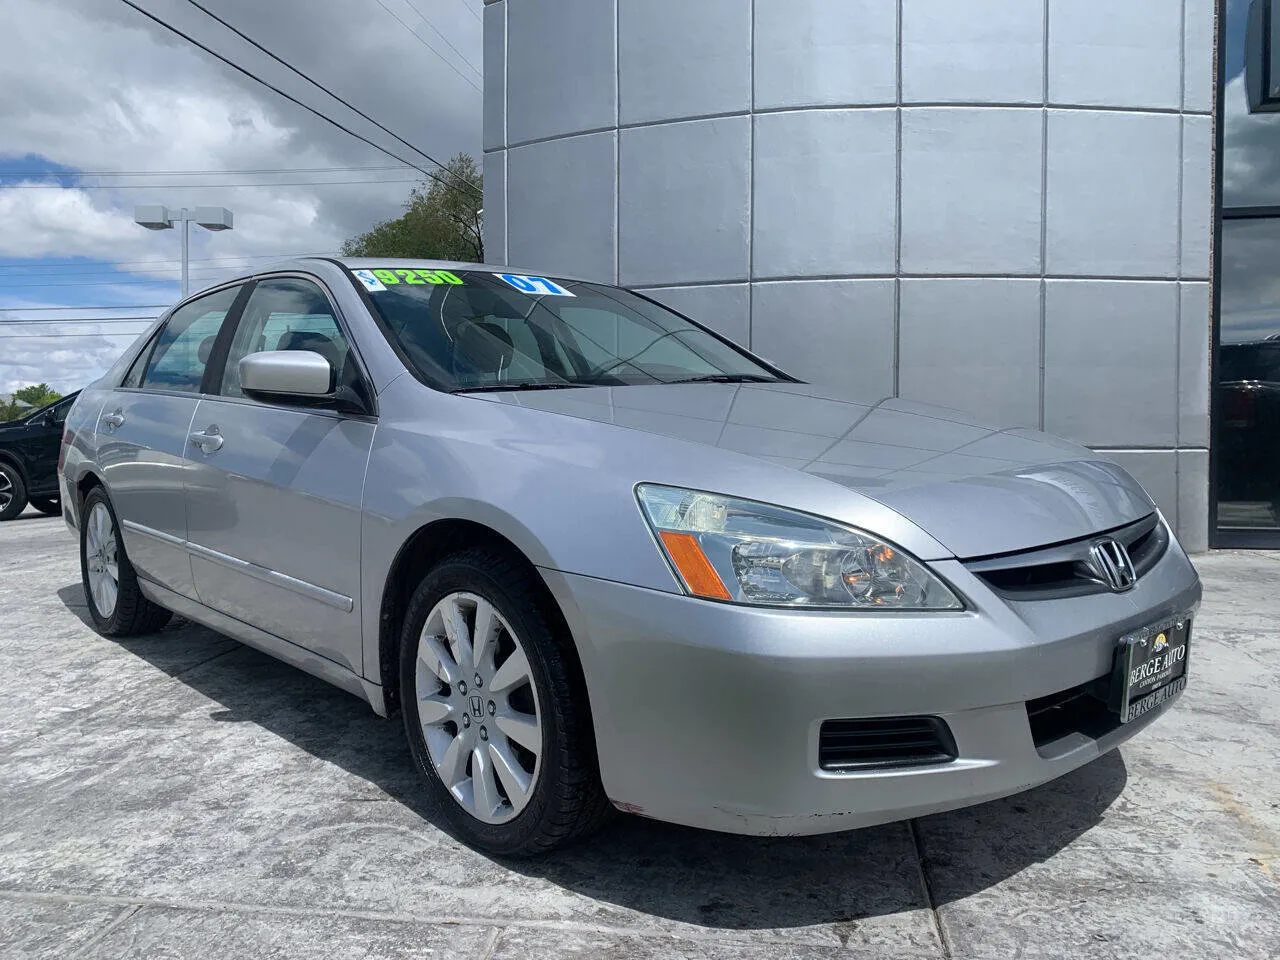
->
xmin=15 ymin=395 xmax=74 ymax=497
xmin=184 ymin=276 xmax=374 ymax=676
xmin=97 ymin=285 xmax=244 ymax=598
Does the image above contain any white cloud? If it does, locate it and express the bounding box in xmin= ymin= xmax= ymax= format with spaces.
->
xmin=0 ymin=188 xmax=149 ymax=260
xmin=0 ymin=0 xmax=483 ymax=393
xmin=1222 ymin=73 xmax=1280 ymax=208
xmin=0 ymin=0 xmax=482 ymax=268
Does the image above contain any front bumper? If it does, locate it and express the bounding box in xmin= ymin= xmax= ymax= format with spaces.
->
xmin=541 ymin=534 xmax=1201 ymax=836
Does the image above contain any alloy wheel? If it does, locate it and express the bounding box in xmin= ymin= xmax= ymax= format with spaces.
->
xmin=414 ymin=591 xmax=542 ymax=825
xmin=84 ymin=501 xmax=119 ymax=618
xmin=0 ymin=472 xmax=12 ymax=513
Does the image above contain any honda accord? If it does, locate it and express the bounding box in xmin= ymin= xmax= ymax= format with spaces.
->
xmin=58 ymin=258 xmax=1201 ymax=855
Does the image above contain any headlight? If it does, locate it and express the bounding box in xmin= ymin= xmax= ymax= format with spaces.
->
xmin=636 ymin=484 xmax=962 ymax=610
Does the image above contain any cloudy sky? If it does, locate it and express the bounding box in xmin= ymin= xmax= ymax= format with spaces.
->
xmin=0 ymin=0 xmax=482 ymax=394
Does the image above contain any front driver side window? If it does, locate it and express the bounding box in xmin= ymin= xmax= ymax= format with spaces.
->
xmin=219 ymin=277 xmax=351 ymax=399
xmin=141 ymin=286 xmax=242 ymax=393
xmin=47 ymin=397 xmax=73 ymax=426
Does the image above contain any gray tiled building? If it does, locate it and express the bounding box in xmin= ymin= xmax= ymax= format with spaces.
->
xmin=482 ymin=0 xmax=1217 ymax=551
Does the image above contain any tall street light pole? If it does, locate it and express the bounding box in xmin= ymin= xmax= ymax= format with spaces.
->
xmin=133 ymin=206 xmax=234 ymax=296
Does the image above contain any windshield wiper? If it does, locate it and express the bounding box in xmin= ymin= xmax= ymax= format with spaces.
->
xmin=452 ymin=382 xmax=589 ymax=394
xmin=664 ymin=374 xmax=781 ymax=384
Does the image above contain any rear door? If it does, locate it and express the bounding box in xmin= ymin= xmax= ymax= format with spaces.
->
xmin=184 ymin=275 xmax=375 ymax=676
xmin=97 ymin=284 xmax=246 ymax=599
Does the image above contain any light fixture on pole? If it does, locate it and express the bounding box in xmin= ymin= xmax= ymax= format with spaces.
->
xmin=134 ymin=205 xmax=234 ymax=296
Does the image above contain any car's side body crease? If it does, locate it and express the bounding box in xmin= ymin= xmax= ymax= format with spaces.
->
xmin=121 ymin=518 xmax=354 ymax=612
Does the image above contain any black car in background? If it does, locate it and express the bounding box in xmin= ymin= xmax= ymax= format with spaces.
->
xmin=0 ymin=392 xmax=78 ymax=521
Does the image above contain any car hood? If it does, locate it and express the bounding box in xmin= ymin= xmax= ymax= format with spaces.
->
xmin=475 ymin=381 xmax=1154 ymax=558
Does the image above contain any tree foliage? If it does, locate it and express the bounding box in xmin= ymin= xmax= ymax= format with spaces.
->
xmin=0 ymin=383 xmax=62 ymax=422
xmin=341 ymin=155 xmax=483 ymax=263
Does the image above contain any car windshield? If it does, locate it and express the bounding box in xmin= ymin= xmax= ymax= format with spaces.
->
xmin=347 ymin=267 xmax=787 ymax=391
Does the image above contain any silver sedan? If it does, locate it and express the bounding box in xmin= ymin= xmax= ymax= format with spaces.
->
xmin=59 ymin=258 xmax=1201 ymax=855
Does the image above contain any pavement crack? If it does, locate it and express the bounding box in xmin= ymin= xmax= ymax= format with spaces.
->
xmin=908 ymin=819 xmax=954 ymax=960
xmin=170 ymin=644 xmax=242 ymax=681
xmin=66 ymin=903 xmax=141 ymax=960
xmin=0 ymin=889 xmax=812 ymax=948
xmin=479 ymin=926 xmax=504 ymax=960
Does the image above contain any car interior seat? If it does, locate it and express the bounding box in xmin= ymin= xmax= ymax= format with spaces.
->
xmin=452 ymin=319 xmax=515 ymax=382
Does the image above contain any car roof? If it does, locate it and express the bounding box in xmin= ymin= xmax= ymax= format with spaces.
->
xmin=184 ymin=257 xmax=602 ymax=300
xmin=336 ymin=257 xmax=599 ymax=285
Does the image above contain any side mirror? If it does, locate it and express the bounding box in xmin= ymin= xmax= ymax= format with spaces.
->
xmin=240 ymin=350 xmax=333 ymax=397
xmin=239 ymin=351 xmax=370 ymax=416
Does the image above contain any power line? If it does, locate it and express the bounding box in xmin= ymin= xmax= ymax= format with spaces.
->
xmin=0 ymin=164 xmax=408 ymax=177
xmin=0 ymin=265 xmax=285 ymax=281
xmin=0 ymin=331 xmax=151 ymax=340
xmin=454 ymin=0 xmax=482 ymax=25
xmin=377 ymin=0 xmax=482 ymax=86
xmin=120 ymin=0 xmax=481 ymax=199
xmin=0 ymin=321 xmax=158 ymax=330
xmin=3 ymin=177 xmax=421 ymax=190
xmin=0 ymin=254 xmax=321 ymax=272
xmin=0 ymin=257 xmax=336 ymax=289
xmin=178 ymin=0 xmax=482 ymax=193
xmin=0 ymin=277 xmax=213 ymax=290
xmin=0 ymin=304 xmax=169 ymax=312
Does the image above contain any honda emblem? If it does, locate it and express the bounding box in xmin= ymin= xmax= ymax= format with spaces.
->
xmin=1090 ymin=538 xmax=1136 ymax=592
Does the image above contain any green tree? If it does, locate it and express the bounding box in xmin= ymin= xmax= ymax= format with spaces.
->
xmin=342 ymin=154 xmax=483 ymax=262
xmin=13 ymin=383 xmax=61 ymax=408
xmin=0 ymin=383 xmax=62 ymax=421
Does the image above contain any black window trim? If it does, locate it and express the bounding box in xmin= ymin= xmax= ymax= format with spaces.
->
xmin=201 ymin=270 xmax=379 ymax=420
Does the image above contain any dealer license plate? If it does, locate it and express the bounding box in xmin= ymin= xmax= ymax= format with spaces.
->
xmin=1113 ymin=616 xmax=1190 ymax=723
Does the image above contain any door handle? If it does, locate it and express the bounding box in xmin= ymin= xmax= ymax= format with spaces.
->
xmin=189 ymin=427 xmax=223 ymax=453
xmin=100 ymin=410 xmax=125 ymax=430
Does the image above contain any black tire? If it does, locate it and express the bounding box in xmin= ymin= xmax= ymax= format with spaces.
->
xmin=79 ymin=487 xmax=172 ymax=637
xmin=0 ymin=462 xmax=28 ymax=521
xmin=399 ymin=547 xmax=610 ymax=856
xmin=29 ymin=496 xmax=61 ymax=517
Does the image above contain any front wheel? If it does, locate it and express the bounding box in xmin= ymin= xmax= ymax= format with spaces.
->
xmin=399 ymin=547 xmax=610 ymax=856
xmin=79 ymin=487 xmax=172 ymax=636
xmin=0 ymin=463 xmax=27 ymax=521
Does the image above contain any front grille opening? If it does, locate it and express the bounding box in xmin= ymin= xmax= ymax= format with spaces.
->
xmin=966 ymin=512 xmax=1169 ymax=601
xmin=1026 ymin=680 xmax=1121 ymax=752
xmin=978 ymin=559 xmax=1089 ymax=594
xmin=819 ymin=716 xmax=958 ymax=772
xmin=1127 ymin=521 xmax=1167 ymax=577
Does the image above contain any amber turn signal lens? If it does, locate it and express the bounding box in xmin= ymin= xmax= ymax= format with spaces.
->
xmin=658 ymin=531 xmax=732 ymax=600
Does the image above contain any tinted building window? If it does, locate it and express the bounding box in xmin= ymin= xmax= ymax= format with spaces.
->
xmin=1217 ymin=0 xmax=1280 ymax=542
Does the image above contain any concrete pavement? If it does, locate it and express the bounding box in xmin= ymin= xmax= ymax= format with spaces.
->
xmin=0 ymin=509 xmax=1276 ymax=958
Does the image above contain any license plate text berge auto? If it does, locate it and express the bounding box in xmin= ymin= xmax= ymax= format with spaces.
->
xmin=1113 ymin=617 xmax=1190 ymax=723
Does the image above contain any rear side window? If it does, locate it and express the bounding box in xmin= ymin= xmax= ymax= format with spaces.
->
xmin=120 ymin=330 xmax=161 ymax=388
xmin=141 ymin=286 xmax=242 ymax=393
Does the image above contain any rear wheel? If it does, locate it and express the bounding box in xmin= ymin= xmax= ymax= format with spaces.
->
xmin=399 ymin=547 xmax=610 ymax=856
xmin=0 ymin=463 xmax=27 ymax=521
xmin=29 ymin=496 xmax=61 ymax=517
xmin=79 ymin=487 xmax=172 ymax=636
